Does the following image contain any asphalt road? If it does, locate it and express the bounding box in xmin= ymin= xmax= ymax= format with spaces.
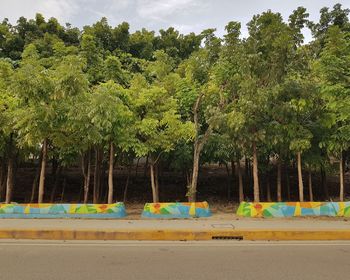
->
xmin=0 ymin=240 xmax=349 ymax=280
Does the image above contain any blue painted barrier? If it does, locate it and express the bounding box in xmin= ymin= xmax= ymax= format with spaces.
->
xmin=0 ymin=203 xmax=126 ymax=219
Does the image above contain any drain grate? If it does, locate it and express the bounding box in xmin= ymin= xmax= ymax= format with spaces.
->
xmin=212 ymin=236 xmax=243 ymax=240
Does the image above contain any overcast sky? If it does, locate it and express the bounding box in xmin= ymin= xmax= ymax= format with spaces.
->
xmin=1 ymin=0 xmax=349 ymax=41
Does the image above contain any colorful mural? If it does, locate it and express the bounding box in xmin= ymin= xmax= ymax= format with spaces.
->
xmin=0 ymin=203 xmax=126 ymax=218
xmin=237 ymin=201 xmax=350 ymax=218
xmin=142 ymin=202 xmax=212 ymax=218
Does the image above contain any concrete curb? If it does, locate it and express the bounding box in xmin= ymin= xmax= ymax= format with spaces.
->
xmin=1 ymin=228 xmax=350 ymax=241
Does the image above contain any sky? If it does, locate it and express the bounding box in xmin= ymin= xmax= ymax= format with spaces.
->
xmin=1 ymin=0 xmax=350 ymax=41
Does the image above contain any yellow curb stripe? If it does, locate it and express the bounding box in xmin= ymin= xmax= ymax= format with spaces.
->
xmin=1 ymin=229 xmax=350 ymax=241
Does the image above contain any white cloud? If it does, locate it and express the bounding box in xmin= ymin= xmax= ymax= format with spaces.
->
xmin=40 ymin=0 xmax=79 ymax=22
xmin=81 ymin=0 xmax=134 ymax=27
xmin=172 ymin=23 xmax=204 ymax=34
xmin=136 ymin=0 xmax=201 ymax=21
xmin=109 ymin=0 xmax=132 ymax=12
xmin=0 ymin=0 xmax=79 ymax=23
xmin=0 ymin=0 xmax=349 ymax=40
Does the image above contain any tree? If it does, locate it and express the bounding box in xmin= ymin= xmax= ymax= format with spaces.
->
xmin=84 ymin=17 xmax=113 ymax=51
xmin=112 ymin=22 xmax=130 ymax=52
xmin=175 ymin=28 xmax=223 ymax=202
xmin=129 ymin=28 xmax=155 ymax=60
xmin=315 ymin=26 xmax=350 ymax=201
xmin=80 ymin=34 xmax=104 ymax=84
xmin=12 ymin=44 xmax=88 ymax=203
xmin=213 ymin=21 xmax=246 ymax=202
xmin=130 ymin=74 xmax=194 ymax=202
xmin=0 ymin=59 xmax=18 ymax=203
xmin=224 ymin=12 xmax=297 ymax=202
xmin=87 ymin=81 xmax=133 ymax=203
xmin=309 ymin=4 xmax=350 ymax=49
xmin=11 ymin=44 xmax=53 ymax=203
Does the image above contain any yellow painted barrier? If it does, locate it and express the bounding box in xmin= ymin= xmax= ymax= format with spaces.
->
xmin=1 ymin=228 xmax=350 ymax=241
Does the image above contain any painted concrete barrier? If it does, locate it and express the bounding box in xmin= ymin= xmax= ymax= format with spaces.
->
xmin=237 ymin=201 xmax=350 ymax=218
xmin=141 ymin=202 xmax=212 ymax=218
xmin=0 ymin=203 xmax=126 ymax=218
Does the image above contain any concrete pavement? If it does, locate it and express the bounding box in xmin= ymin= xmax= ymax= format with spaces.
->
xmin=1 ymin=217 xmax=349 ymax=230
xmin=1 ymin=240 xmax=350 ymax=280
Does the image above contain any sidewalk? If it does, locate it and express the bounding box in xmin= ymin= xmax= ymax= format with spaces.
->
xmin=0 ymin=217 xmax=350 ymax=241
xmin=0 ymin=217 xmax=350 ymax=230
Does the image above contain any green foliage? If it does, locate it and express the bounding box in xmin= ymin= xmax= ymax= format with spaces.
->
xmin=129 ymin=74 xmax=194 ymax=158
xmin=314 ymin=25 xmax=350 ymax=157
xmin=0 ymin=6 xmax=350 ymax=202
xmin=88 ymin=81 xmax=133 ymax=148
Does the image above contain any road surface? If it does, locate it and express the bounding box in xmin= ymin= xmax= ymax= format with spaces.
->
xmin=0 ymin=240 xmax=349 ymax=280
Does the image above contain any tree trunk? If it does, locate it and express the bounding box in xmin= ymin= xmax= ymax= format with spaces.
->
xmin=108 ymin=142 xmax=114 ymax=204
xmin=5 ymin=156 xmax=14 ymax=204
xmin=236 ymin=159 xmax=244 ymax=202
xmin=266 ymin=172 xmax=271 ymax=202
xmin=12 ymin=152 xmax=19 ymax=190
xmin=93 ymin=153 xmax=98 ymax=203
xmin=186 ymin=170 xmax=191 ymax=190
xmin=100 ymin=159 xmax=107 ymax=203
xmin=285 ymin=164 xmax=291 ymax=201
xmin=0 ymin=158 xmax=6 ymax=201
xmin=340 ymin=152 xmax=344 ymax=202
xmin=143 ymin=155 xmax=149 ymax=178
xmin=230 ymin=160 xmax=234 ymax=201
xmin=189 ymin=144 xmax=200 ymax=202
xmin=83 ymin=149 xmax=91 ymax=203
xmin=277 ymin=160 xmax=282 ymax=202
xmin=245 ymin=158 xmax=252 ymax=191
xmin=38 ymin=138 xmax=48 ymax=203
xmin=297 ymin=151 xmax=304 ymax=202
xmin=150 ymin=162 xmax=159 ymax=203
xmin=155 ymin=163 xmax=160 ymax=202
xmin=188 ymin=93 xmax=212 ymax=203
xmin=50 ymin=165 xmax=62 ymax=203
xmin=123 ymin=166 xmax=131 ymax=203
xmin=30 ymin=153 xmax=42 ymax=203
xmin=86 ymin=153 xmax=91 ymax=202
xmin=60 ymin=171 xmax=66 ymax=203
xmin=308 ymin=168 xmax=313 ymax=202
xmin=252 ymin=142 xmax=260 ymax=202
xmin=51 ymin=156 xmax=58 ymax=176
xmin=135 ymin=157 xmax=140 ymax=177
xmin=5 ymin=134 xmax=14 ymax=204
xmin=321 ymin=166 xmax=328 ymax=200
xmin=93 ymin=146 xmax=101 ymax=203
xmin=245 ymin=157 xmax=249 ymax=182
xmin=225 ymin=162 xmax=231 ymax=200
